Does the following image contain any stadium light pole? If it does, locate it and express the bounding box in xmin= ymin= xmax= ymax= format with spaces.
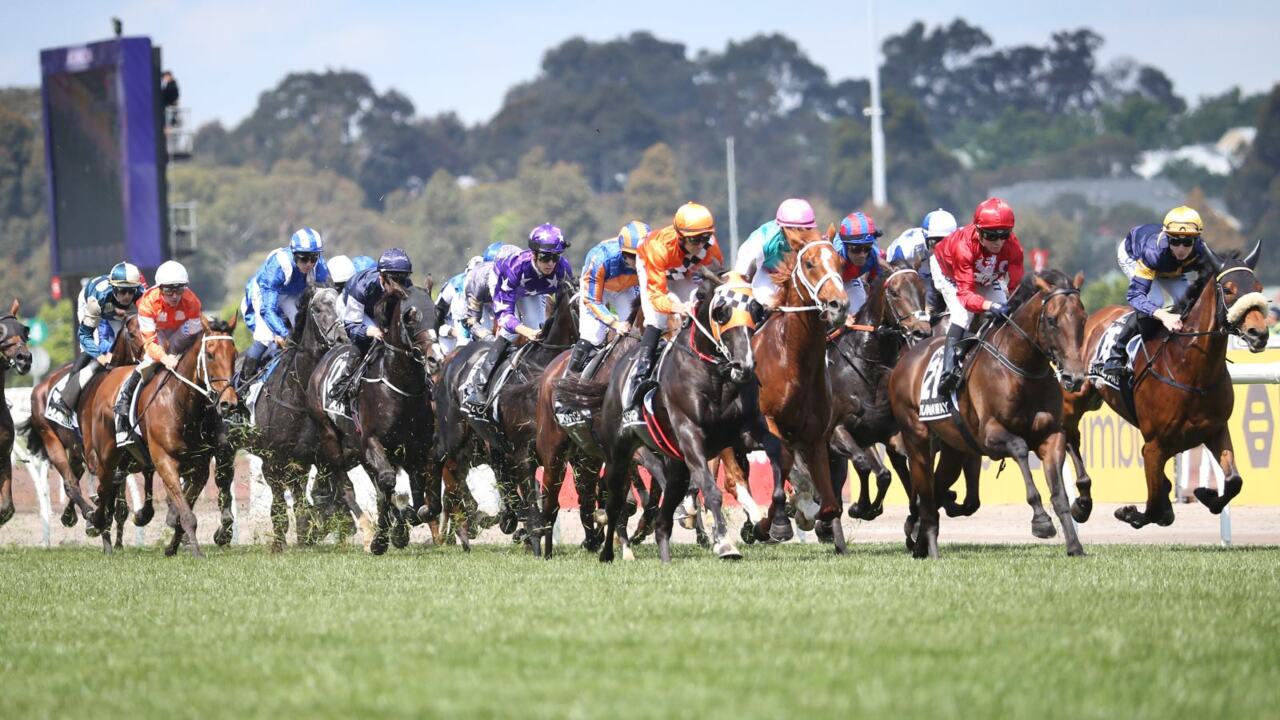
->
xmin=865 ymin=0 xmax=887 ymax=207
xmin=726 ymin=136 xmax=740 ymax=263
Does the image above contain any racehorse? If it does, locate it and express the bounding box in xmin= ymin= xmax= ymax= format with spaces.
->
xmin=434 ymin=280 xmax=577 ymax=550
xmin=232 ymin=285 xmax=360 ymax=551
xmin=717 ymin=226 xmax=850 ymax=549
xmin=557 ymin=268 xmax=784 ymax=562
xmin=23 ymin=314 xmax=145 ymax=546
xmin=1061 ymin=243 xmax=1268 ymax=529
xmin=306 ymin=282 xmax=440 ymax=555
xmin=889 ymin=269 xmax=1088 ymax=558
xmin=79 ymin=316 xmax=239 ymax=556
xmin=0 ymin=303 xmax=33 ymax=528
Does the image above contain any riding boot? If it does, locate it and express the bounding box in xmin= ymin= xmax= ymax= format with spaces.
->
xmin=238 ymin=350 xmax=262 ymax=392
xmin=1102 ymin=311 xmax=1141 ymax=382
xmin=465 ymin=336 xmax=509 ymax=410
xmin=114 ymin=368 xmax=144 ymax=445
xmin=54 ymin=352 xmax=96 ymax=416
xmin=567 ymin=339 xmax=595 ymax=376
xmin=628 ymin=325 xmax=662 ymax=410
xmin=936 ymin=323 xmax=969 ymax=396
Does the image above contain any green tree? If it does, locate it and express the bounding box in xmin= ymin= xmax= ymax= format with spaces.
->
xmin=624 ymin=143 xmax=682 ymax=226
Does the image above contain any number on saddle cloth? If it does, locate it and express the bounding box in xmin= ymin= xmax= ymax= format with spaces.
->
xmin=917 ymin=345 xmax=952 ymax=421
xmin=1088 ymin=312 xmax=1142 ymax=389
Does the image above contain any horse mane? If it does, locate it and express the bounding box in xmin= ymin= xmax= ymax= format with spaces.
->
xmin=206 ymin=317 xmax=235 ymax=333
xmin=292 ymin=284 xmax=318 ymax=339
xmin=1007 ymin=268 xmax=1074 ymax=312
xmin=1171 ymin=251 xmax=1237 ymax=315
xmin=538 ymin=280 xmax=577 ymax=342
xmin=373 ymin=281 xmax=409 ymax=329
xmin=765 ymin=226 xmax=825 ymax=307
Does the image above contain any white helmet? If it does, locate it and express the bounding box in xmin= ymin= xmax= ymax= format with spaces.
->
xmin=466 ymin=255 xmax=484 ymax=273
xmin=155 ymin=260 xmax=189 ymax=287
xmin=922 ymin=208 xmax=958 ymax=239
xmin=328 ymin=255 xmax=355 ymax=284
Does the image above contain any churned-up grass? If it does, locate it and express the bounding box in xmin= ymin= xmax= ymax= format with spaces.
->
xmin=0 ymin=542 xmax=1276 ymax=719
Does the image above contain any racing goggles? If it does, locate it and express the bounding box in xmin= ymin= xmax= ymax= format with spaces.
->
xmin=1167 ymin=234 xmax=1198 ymax=248
xmin=294 ymin=252 xmax=320 ymax=264
xmin=979 ymin=229 xmax=1011 ymax=242
xmin=534 ymin=251 xmax=561 ymax=264
xmin=682 ymin=232 xmax=714 ymax=246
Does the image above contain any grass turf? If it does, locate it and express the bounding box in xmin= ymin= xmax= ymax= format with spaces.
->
xmin=0 ymin=542 xmax=1276 ymax=719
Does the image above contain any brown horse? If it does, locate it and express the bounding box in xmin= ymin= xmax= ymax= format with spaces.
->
xmin=0 ymin=302 xmax=34 ymax=527
xmin=890 ymin=270 xmax=1088 ymax=558
xmin=80 ymin=317 xmax=239 ymax=556
xmin=1062 ymin=243 xmax=1268 ymax=529
xmin=722 ymin=226 xmax=850 ymax=548
xmin=25 ymin=315 xmax=146 ymax=543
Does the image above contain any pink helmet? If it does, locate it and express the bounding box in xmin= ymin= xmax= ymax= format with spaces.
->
xmin=775 ymin=198 xmax=816 ymax=229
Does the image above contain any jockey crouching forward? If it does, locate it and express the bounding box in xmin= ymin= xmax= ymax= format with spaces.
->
xmin=834 ymin=211 xmax=884 ymax=318
xmin=51 ymin=262 xmax=145 ymax=417
xmin=328 ymin=254 xmax=376 ymax=295
xmin=1102 ymin=206 xmax=1208 ymax=384
xmin=436 ymin=256 xmax=483 ymax=354
xmin=886 ymin=208 xmax=957 ymax=321
xmin=567 ymin=221 xmax=649 ymax=377
xmin=114 ymin=261 xmax=204 ymax=445
xmin=629 ymin=202 xmax=724 ymax=408
xmin=733 ymin=198 xmax=817 ymax=318
xmin=239 ymin=227 xmax=330 ymax=384
xmin=331 ymin=248 xmax=414 ymax=403
xmin=931 ymin=197 xmax=1025 ymax=396
xmin=462 ymin=244 xmax=521 ymax=342
xmin=464 ymin=224 xmax=573 ymax=412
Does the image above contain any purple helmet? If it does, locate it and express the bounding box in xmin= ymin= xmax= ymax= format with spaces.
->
xmin=528 ymin=223 xmax=569 ymax=254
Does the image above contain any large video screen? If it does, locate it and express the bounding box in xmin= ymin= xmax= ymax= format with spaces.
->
xmin=46 ymin=65 xmax=127 ymax=276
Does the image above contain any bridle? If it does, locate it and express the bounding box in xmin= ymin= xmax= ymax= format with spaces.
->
xmin=168 ymin=334 xmax=237 ymax=402
xmin=0 ymin=315 xmax=30 ymax=370
xmin=976 ymin=287 xmax=1080 ymax=380
xmin=877 ymin=267 xmax=931 ymax=342
xmin=775 ymin=241 xmax=844 ymax=313
xmin=686 ymin=278 xmax=756 ymax=370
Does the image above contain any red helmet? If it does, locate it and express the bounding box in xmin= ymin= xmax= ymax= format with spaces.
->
xmin=973 ymin=197 xmax=1015 ymax=231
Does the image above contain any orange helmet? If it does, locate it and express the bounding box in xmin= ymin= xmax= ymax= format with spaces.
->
xmin=673 ymin=202 xmax=715 ymax=236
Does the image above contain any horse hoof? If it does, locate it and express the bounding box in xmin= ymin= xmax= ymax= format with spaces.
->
xmin=498 ymin=510 xmax=518 ymax=535
xmin=814 ymin=520 xmax=834 ymax=544
xmin=866 ymin=504 xmax=883 ymax=520
xmin=1114 ymin=505 xmax=1147 ymax=529
xmin=740 ymin=521 xmax=757 ymax=545
xmin=1031 ymin=517 xmax=1057 ymax=539
xmin=370 ymin=535 xmax=389 ymax=555
xmin=213 ymin=527 xmax=233 ymax=547
xmin=85 ymin=523 xmax=101 ymax=538
xmin=678 ymin=514 xmax=696 ymax=530
xmin=416 ymin=505 xmax=437 ymax=524
xmin=61 ymin=505 xmax=79 ymax=527
xmin=794 ymin=512 xmax=816 ymax=532
xmin=1070 ymin=497 xmax=1093 ymax=523
xmin=592 ymin=508 xmax=608 ymax=526
xmin=391 ymin=523 xmax=410 ymax=549
xmin=164 ymin=542 xmax=179 ymax=557
xmin=715 ymin=542 xmax=743 ymax=560
xmin=133 ymin=505 xmax=155 ymax=527
xmin=768 ymin=520 xmax=794 ymax=544
xmin=582 ymin=528 xmax=603 ymax=553
xmin=0 ymin=504 xmax=12 ymax=527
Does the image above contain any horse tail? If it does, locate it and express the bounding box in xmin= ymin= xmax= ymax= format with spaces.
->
xmin=553 ymin=377 xmax=608 ymax=412
xmin=18 ymin=416 xmax=46 ymax=462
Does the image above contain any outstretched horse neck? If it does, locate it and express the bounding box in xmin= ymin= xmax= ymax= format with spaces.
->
xmin=379 ymin=291 xmax=427 ymax=391
xmin=528 ymin=288 xmax=579 ymax=368
xmin=1173 ymin=270 xmax=1231 ymax=385
xmin=989 ymin=294 xmax=1054 ymax=376
xmin=850 ymin=277 xmax=900 ymax=362
xmin=110 ymin=316 xmax=142 ymax=365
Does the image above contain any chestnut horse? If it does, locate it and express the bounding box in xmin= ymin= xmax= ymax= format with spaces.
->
xmin=80 ymin=317 xmax=239 ymax=556
xmin=1061 ymin=243 xmax=1268 ymax=529
xmin=0 ymin=303 xmax=34 ymax=527
xmin=890 ymin=270 xmax=1088 ymax=558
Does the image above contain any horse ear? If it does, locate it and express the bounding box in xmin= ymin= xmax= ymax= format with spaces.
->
xmin=1033 ymin=275 xmax=1054 ymax=294
xmin=423 ymin=273 xmax=434 ymax=295
xmin=1072 ymin=271 xmax=1085 ymax=289
xmin=825 ymin=223 xmax=838 ymax=242
xmin=695 ymin=264 xmax=724 ymax=288
xmin=1202 ymin=243 xmax=1224 ymax=273
xmin=8 ymin=298 xmax=18 ymax=316
xmin=1244 ymin=238 xmax=1262 ymax=270
xmin=226 ymin=313 xmax=238 ymax=331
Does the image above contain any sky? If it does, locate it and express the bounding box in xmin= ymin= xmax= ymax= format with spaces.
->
xmin=2 ymin=0 xmax=1277 ymax=128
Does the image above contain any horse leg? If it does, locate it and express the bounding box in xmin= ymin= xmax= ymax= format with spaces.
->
xmin=1195 ymin=426 xmax=1244 ymax=514
xmin=47 ymin=442 xmax=91 ymax=525
xmin=1063 ymin=421 xmax=1094 ymax=522
xmin=0 ymin=462 xmax=12 ymax=528
xmin=265 ymin=469 xmax=290 ymax=553
xmin=154 ymin=453 xmax=201 ymax=558
xmin=213 ymin=448 xmax=236 ymax=547
xmin=439 ymin=457 xmax=471 ymax=551
xmin=654 ymin=461 xmax=690 ymax=564
xmin=718 ymin=448 xmax=755 ymax=546
xmin=935 ymin=448 xmax=968 ymax=517
xmin=901 ymin=429 xmax=938 ymax=558
xmin=112 ymin=490 xmax=128 ymax=549
xmin=687 ymin=448 xmax=741 ymax=560
xmin=1038 ymin=433 xmax=1085 ymax=556
xmin=845 ymin=445 xmax=875 ymax=520
xmin=597 ymin=448 xmax=631 ymax=563
xmin=631 ymin=452 xmax=663 ymax=545
xmin=132 ymin=471 xmax=155 ymax=526
xmin=363 ymin=438 xmax=398 ymax=555
xmin=988 ymin=433 xmax=1054 ymax=539
xmin=94 ymin=473 xmax=121 ymax=555
xmin=865 ymin=446 xmax=895 ymax=519
xmin=577 ymin=461 xmax=606 ymax=554
xmin=1116 ymin=441 xmax=1175 ymax=528
xmin=167 ymin=463 xmax=208 ymax=556
xmin=750 ymin=423 xmax=793 ymax=543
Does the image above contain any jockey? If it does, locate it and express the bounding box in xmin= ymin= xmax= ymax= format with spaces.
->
xmin=630 ymin=202 xmax=723 ymax=407
xmin=329 ymin=254 xmax=377 ymax=294
xmin=341 ymin=248 xmax=413 ymax=352
xmin=464 ymin=224 xmax=573 ymax=411
xmin=462 ymin=244 xmax=521 ymax=341
xmin=932 ymin=197 xmax=1025 ymax=395
xmin=436 ymin=256 xmax=483 ymax=353
xmin=239 ymin=228 xmax=331 ymax=383
xmin=886 ymin=208 xmax=957 ymax=319
xmin=114 ymin=261 xmax=204 ymax=445
xmin=569 ymin=221 xmax=650 ymax=376
xmin=1102 ymin=206 xmax=1208 ymax=383
xmin=732 ymin=198 xmax=816 ymax=311
xmin=834 ymin=211 xmax=883 ymax=318
xmin=51 ymin=262 xmax=145 ymax=417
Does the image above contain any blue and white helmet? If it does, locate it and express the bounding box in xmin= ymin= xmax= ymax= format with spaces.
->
xmin=921 ymin=209 xmax=958 ymax=239
xmin=289 ymin=227 xmax=324 ymax=253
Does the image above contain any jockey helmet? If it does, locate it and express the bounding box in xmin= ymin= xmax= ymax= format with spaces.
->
xmin=674 ymin=202 xmax=715 ymax=236
xmin=290 ymin=227 xmax=324 ymax=253
xmin=922 ymin=209 xmax=958 ymax=239
xmin=377 ymin=248 xmax=413 ymax=274
xmin=328 ymin=255 xmax=355 ymax=284
xmin=155 ymin=260 xmax=189 ymax=287
xmin=109 ymin=262 xmax=144 ymax=288
xmin=529 ymin=223 xmax=568 ymax=254
xmin=775 ymin=198 xmax=816 ymax=229
xmin=973 ymin=197 xmax=1015 ymax=231
xmin=466 ymin=255 xmax=484 ymax=272
xmin=617 ymin=221 xmax=650 ymax=254
xmin=838 ymin=212 xmax=881 ymax=245
xmin=1162 ymin=206 xmax=1204 ymax=237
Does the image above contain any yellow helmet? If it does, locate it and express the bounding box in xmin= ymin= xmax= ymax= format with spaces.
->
xmin=1162 ymin=206 xmax=1203 ymax=236
xmin=673 ymin=202 xmax=715 ymax=236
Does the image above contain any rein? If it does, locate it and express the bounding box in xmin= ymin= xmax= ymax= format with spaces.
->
xmin=167 ymin=334 xmax=236 ymax=400
xmin=774 ymin=240 xmax=843 ymax=314
xmin=974 ymin=287 xmax=1078 ymax=380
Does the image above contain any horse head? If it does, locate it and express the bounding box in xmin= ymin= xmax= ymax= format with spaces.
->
xmin=539 ymin=279 xmax=581 ymax=347
xmin=110 ymin=314 xmax=145 ymax=365
xmin=693 ymin=266 xmax=755 ymax=385
xmin=1010 ymin=269 xmax=1088 ymax=392
xmin=875 ymin=259 xmax=931 ymax=341
xmin=200 ymin=314 xmax=241 ymax=415
xmin=404 ymin=284 xmax=444 ymax=375
xmin=303 ymin=285 xmax=346 ymax=348
xmin=0 ymin=299 xmax=32 ymax=375
xmin=769 ymin=225 xmax=846 ymax=325
xmin=1201 ymin=240 xmax=1268 ymax=352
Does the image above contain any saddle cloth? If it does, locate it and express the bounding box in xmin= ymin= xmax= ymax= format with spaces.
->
xmin=46 ymin=373 xmax=76 ymax=430
xmin=1087 ymin=312 xmax=1143 ymax=390
xmin=321 ymin=348 xmax=358 ymax=419
xmin=244 ymin=353 xmax=286 ymax=425
xmin=917 ymin=344 xmax=951 ymax=421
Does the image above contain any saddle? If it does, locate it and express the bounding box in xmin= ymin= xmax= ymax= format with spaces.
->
xmin=464 ymin=343 xmax=533 ymax=423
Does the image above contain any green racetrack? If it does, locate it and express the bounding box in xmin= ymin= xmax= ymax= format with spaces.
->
xmin=1 ymin=543 xmax=1276 ymax=719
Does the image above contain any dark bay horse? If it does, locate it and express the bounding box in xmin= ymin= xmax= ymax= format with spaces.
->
xmin=889 ymin=269 xmax=1088 ymax=558
xmin=80 ymin=317 xmax=239 ymax=556
xmin=434 ymin=281 xmax=577 ymax=549
xmin=1061 ymin=243 xmax=1268 ymax=529
xmin=306 ymin=282 xmax=440 ymax=555
xmin=23 ymin=314 xmax=145 ymax=545
xmin=0 ymin=302 xmax=34 ymax=528
xmin=232 ymin=285 xmax=357 ymax=551
xmin=558 ymin=268 xmax=784 ymax=562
